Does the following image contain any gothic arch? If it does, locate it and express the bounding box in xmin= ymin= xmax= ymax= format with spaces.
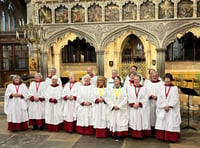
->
xmin=162 ymin=22 xmax=200 ymax=48
xmin=45 ymin=27 xmax=98 ymax=53
xmin=101 ymin=25 xmax=159 ymax=51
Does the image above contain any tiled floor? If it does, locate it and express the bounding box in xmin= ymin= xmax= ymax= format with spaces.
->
xmin=0 ymin=105 xmax=200 ymax=148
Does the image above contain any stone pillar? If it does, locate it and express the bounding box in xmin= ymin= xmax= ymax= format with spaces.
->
xmin=155 ymin=2 xmax=159 ymax=20
xmin=85 ymin=6 xmax=88 ymax=23
xmin=40 ymin=49 xmax=48 ymax=79
xmin=193 ymin=0 xmax=197 ymax=18
xmin=68 ymin=5 xmax=71 ymax=23
xmin=119 ymin=4 xmax=122 ymax=21
xmin=174 ymin=1 xmax=178 ymax=18
xmin=156 ymin=48 xmax=166 ymax=79
xmin=96 ymin=51 xmax=104 ymax=75
xmin=54 ymin=53 xmax=61 ymax=76
xmin=102 ymin=4 xmax=105 ymax=22
xmin=137 ymin=3 xmax=140 ymax=20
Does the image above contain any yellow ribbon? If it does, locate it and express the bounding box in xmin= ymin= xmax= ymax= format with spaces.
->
xmin=114 ymin=87 xmax=121 ymax=99
xmin=98 ymin=88 xmax=104 ymax=97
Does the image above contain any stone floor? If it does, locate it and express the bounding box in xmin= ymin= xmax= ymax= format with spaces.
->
xmin=0 ymin=105 xmax=200 ymax=148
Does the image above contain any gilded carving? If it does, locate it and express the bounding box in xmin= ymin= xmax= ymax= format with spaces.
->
xmin=140 ymin=0 xmax=155 ymax=20
xmin=178 ymin=0 xmax=193 ymax=18
xmin=71 ymin=5 xmax=85 ymax=23
xmin=122 ymin=2 xmax=137 ymax=20
xmin=55 ymin=6 xmax=68 ymax=23
xmin=88 ymin=3 xmax=102 ymax=22
xmin=159 ymin=0 xmax=174 ymax=19
xmin=39 ymin=6 xmax=52 ymax=23
xmin=105 ymin=3 xmax=119 ymax=21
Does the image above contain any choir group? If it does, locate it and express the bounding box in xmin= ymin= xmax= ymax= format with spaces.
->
xmin=4 ymin=66 xmax=181 ymax=142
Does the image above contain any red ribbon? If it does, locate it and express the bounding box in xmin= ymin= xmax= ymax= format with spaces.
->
xmin=15 ymin=84 xmax=20 ymax=93
xmin=35 ymin=82 xmax=41 ymax=92
xmin=135 ymin=86 xmax=141 ymax=99
xmin=165 ymin=86 xmax=171 ymax=99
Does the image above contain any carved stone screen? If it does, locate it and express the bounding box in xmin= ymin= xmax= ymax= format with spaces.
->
xmin=122 ymin=2 xmax=137 ymax=20
xmin=140 ymin=0 xmax=155 ymax=20
xmin=71 ymin=5 xmax=85 ymax=23
xmin=55 ymin=6 xmax=68 ymax=23
xmin=105 ymin=3 xmax=119 ymax=21
xmin=178 ymin=0 xmax=193 ymax=18
xmin=39 ymin=6 xmax=52 ymax=23
xmin=159 ymin=0 xmax=174 ymax=19
xmin=88 ymin=3 xmax=102 ymax=22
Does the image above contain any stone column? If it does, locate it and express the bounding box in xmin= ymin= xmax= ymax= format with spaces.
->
xmin=174 ymin=1 xmax=178 ymax=18
xmin=68 ymin=5 xmax=71 ymax=23
xmin=137 ymin=3 xmax=140 ymax=20
xmin=193 ymin=0 xmax=197 ymax=18
xmin=96 ymin=51 xmax=104 ymax=75
xmin=54 ymin=53 xmax=61 ymax=76
xmin=40 ymin=49 xmax=48 ymax=79
xmin=102 ymin=4 xmax=105 ymax=22
xmin=85 ymin=6 xmax=88 ymax=23
xmin=155 ymin=2 xmax=159 ymax=20
xmin=156 ymin=48 xmax=166 ymax=79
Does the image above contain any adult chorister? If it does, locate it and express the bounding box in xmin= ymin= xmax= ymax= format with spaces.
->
xmin=4 ymin=75 xmax=29 ymax=131
xmin=45 ymin=75 xmax=63 ymax=132
xmin=28 ymin=73 xmax=46 ymax=130
xmin=62 ymin=73 xmax=81 ymax=133
xmin=155 ymin=73 xmax=181 ymax=142
xmin=76 ymin=74 xmax=96 ymax=135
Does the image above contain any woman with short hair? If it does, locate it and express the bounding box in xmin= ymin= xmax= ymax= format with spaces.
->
xmin=45 ymin=75 xmax=63 ymax=132
xmin=155 ymin=73 xmax=181 ymax=142
xmin=62 ymin=73 xmax=80 ymax=133
xmin=127 ymin=75 xmax=151 ymax=138
xmin=76 ymin=75 xmax=96 ymax=135
xmin=28 ymin=73 xmax=46 ymax=130
xmin=4 ymin=75 xmax=29 ymax=131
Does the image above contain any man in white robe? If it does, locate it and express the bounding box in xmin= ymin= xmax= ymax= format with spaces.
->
xmin=155 ymin=73 xmax=181 ymax=142
xmin=45 ymin=67 xmax=62 ymax=86
xmin=144 ymin=69 xmax=162 ymax=86
xmin=93 ymin=76 xmax=109 ymax=138
xmin=107 ymin=69 xmax=124 ymax=88
xmin=45 ymin=75 xmax=63 ymax=132
xmin=107 ymin=76 xmax=128 ymax=137
xmin=62 ymin=73 xmax=81 ymax=133
xmin=28 ymin=73 xmax=46 ymax=130
xmin=145 ymin=72 xmax=164 ymax=134
xmin=127 ymin=75 xmax=151 ymax=138
xmin=82 ymin=66 xmax=97 ymax=86
xmin=4 ymin=75 xmax=29 ymax=131
xmin=124 ymin=66 xmax=143 ymax=85
xmin=123 ymin=72 xmax=136 ymax=93
xmin=76 ymin=75 xmax=96 ymax=135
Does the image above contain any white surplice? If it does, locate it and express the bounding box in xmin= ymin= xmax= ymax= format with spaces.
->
xmin=45 ymin=85 xmax=63 ymax=125
xmin=145 ymin=80 xmax=164 ymax=126
xmin=127 ymin=85 xmax=150 ymax=131
xmin=76 ymin=84 xmax=96 ymax=127
xmin=62 ymin=82 xmax=81 ymax=122
xmin=107 ymin=87 xmax=128 ymax=133
xmin=155 ymin=85 xmax=181 ymax=132
xmin=4 ymin=83 xmax=29 ymax=123
xmin=28 ymin=81 xmax=46 ymax=120
xmin=92 ymin=87 xmax=109 ymax=129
